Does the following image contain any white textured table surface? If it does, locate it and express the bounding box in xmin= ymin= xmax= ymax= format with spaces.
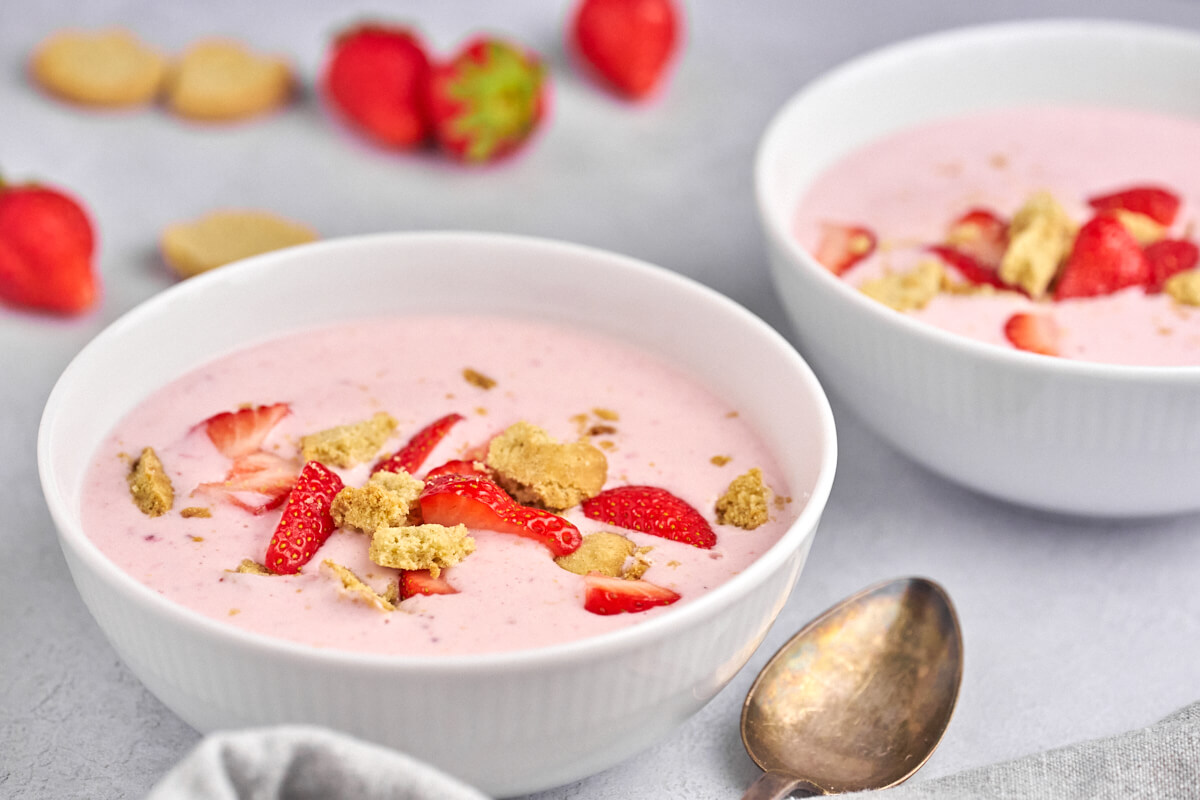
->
xmin=4 ymin=1 xmax=1200 ymax=798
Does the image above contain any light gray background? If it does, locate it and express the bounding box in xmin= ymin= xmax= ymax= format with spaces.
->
xmin=4 ymin=1 xmax=1200 ymax=798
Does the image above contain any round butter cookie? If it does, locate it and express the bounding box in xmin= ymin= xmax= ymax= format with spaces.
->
xmin=161 ymin=210 xmax=317 ymax=278
xmin=31 ymin=28 xmax=166 ymax=107
xmin=164 ymin=40 xmax=292 ymax=121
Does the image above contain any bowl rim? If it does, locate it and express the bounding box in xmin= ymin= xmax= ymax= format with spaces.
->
xmin=38 ymin=230 xmax=838 ymax=673
xmin=754 ymin=17 xmax=1200 ymax=382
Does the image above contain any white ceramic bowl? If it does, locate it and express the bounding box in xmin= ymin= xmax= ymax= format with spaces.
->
xmin=38 ymin=232 xmax=837 ymax=796
xmin=756 ymin=19 xmax=1200 ymax=518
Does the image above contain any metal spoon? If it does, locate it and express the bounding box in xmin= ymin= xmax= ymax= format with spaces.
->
xmin=740 ymin=577 xmax=963 ymax=798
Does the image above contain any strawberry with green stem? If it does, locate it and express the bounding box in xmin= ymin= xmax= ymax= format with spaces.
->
xmin=426 ymin=37 xmax=548 ymax=163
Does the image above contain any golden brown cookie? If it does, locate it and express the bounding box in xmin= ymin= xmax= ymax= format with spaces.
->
xmin=31 ymin=28 xmax=166 ymax=107
xmin=161 ymin=209 xmax=317 ymax=277
xmin=164 ymin=39 xmax=292 ymax=121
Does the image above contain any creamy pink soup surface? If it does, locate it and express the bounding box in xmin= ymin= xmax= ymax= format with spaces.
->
xmin=794 ymin=106 xmax=1200 ymax=366
xmin=80 ymin=315 xmax=799 ymax=656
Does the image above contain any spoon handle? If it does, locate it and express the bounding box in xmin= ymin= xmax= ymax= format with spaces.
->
xmin=740 ymin=769 xmax=820 ymax=799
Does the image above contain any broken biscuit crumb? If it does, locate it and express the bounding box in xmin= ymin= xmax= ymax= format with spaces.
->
xmin=710 ymin=455 xmax=731 ymax=466
xmin=463 ymin=368 xmax=496 ymax=390
xmin=1166 ymin=270 xmax=1200 ymax=306
xmin=181 ymin=506 xmax=211 ymax=518
xmin=860 ymin=259 xmax=944 ymax=311
xmin=230 ymin=559 xmax=271 ymax=575
xmin=301 ymin=411 xmax=397 ymax=468
xmin=368 ymin=524 xmax=475 ymax=578
xmin=322 ymin=560 xmax=395 ymax=612
xmin=555 ymin=531 xmax=650 ymax=579
xmin=486 ymin=421 xmax=607 ymax=511
xmin=587 ymin=424 xmax=617 ymax=437
xmin=1000 ymin=191 xmax=1076 ymax=297
xmin=332 ymin=470 xmax=424 ymax=534
xmin=127 ymin=447 xmax=174 ymax=517
xmin=593 ymin=408 xmax=619 ymax=421
xmin=1112 ymin=209 xmax=1165 ymax=245
xmin=715 ymin=467 xmax=770 ymax=530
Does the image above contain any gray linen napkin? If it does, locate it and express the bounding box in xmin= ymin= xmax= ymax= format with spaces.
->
xmin=855 ymin=701 xmax=1200 ymax=799
xmin=147 ymin=703 xmax=1200 ymax=799
xmin=145 ymin=725 xmax=488 ymax=800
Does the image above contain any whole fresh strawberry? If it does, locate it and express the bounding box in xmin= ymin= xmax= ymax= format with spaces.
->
xmin=265 ymin=460 xmax=344 ymax=574
xmin=322 ymin=24 xmax=433 ymax=149
xmin=571 ymin=0 xmax=681 ymax=99
xmin=426 ymin=37 xmax=548 ymax=163
xmin=0 ymin=180 xmax=98 ymax=314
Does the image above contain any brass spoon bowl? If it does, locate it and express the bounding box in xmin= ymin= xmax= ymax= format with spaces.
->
xmin=740 ymin=577 xmax=963 ymax=798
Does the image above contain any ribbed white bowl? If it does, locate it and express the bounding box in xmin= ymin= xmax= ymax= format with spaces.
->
xmin=756 ymin=20 xmax=1200 ymax=517
xmin=38 ymin=232 xmax=836 ymax=796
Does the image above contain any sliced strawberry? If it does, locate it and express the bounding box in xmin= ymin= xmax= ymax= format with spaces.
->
xmin=580 ymin=485 xmax=716 ymax=548
xmin=927 ymin=245 xmax=1010 ymax=290
xmin=570 ymin=0 xmax=681 ymax=99
xmin=424 ymin=459 xmax=491 ymax=480
xmin=201 ymin=402 xmax=290 ymax=458
xmin=1053 ymin=215 xmax=1150 ymax=300
xmin=193 ymin=451 xmax=299 ymax=514
xmin=1144 ymin=239 xmax=1200 ymax=294
xmin=264 ymin=461 xmax=345 ymax=575
xmin=399 ymin=569 xmax=459 ymax=600
xmin=322 ymin=24 xmax=433 ymax=149
xmin=583 ymin=571 xmax=680 ymax=615
xmin=1003 ymin=312 xmax=1060 ymax=357
xmin=374 ymin=412 xmax=464 ymax=475
xmin=1087 ymin=185 xmax=1181 ymax=226
xmin=813 ymin=223 xmax=876 ymax=275
xmin=419 ymin=473 xmax=582 ymax=556
xmin=945 ymin=207 xmax=1008 ymax=268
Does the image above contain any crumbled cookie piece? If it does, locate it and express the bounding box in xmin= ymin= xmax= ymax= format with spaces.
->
xmin=180 ymin=506 xmax=211 ymax=518
xmin=1165 ymin=270 xmax=1200 ymax=306
xmin=554 ymin=532 xmax=651 ymax=579
xmin=587 ymin=424 xmax=617 ymax=437
xmin=710 ymin=455 xmax=731 ymax=466
xmin=368 ymin=524 xmax=475 ymax=578
xmin=715 ymin=468 xmax=770 ymax=530
xmin=164 ymin=39 xmax=292 ymax=121
xmin=301 ymin=412 xmax=398 ymax=468
xmin=127 ymin=447 xmax=174 ymax=517
xmin=231 ymin=559 xmax=271 ymax=575
xmin=322 ymin=560 xmax=395 ymax=612
xmin=161 ymin=209 xmax=318 ymax=278
xmin=462 ymin=368 xmax=496 ymax=390
xmin=1000 ymin=191 xmax=1076 ymax=297
xmin=486 ymin=421 xmax=607 ymax=511
xmin=332 ymin=469 xmax=424 ymax=534
xmin=31 ymin=28 xmax=167 ymax=107
xmin=860 ymin=259 xmax=945 ymax=311
xmin=1112 ymin=209 xmax=1166 ymax=245
xmin=593 ymin=408 xmax=619 ymax=421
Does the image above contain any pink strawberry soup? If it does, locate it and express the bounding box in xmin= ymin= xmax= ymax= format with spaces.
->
xmin=794 ymin=105 xmax=1200 ymax=366
xmin=80 ymin=315 xmax=799 ymax=656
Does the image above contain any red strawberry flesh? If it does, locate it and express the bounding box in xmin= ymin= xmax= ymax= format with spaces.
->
xmin=927 ymin=245 xmax=1010 ymax=291
xmin=583 ymin=571 xmax=680 ymax=615
xmin=419 ymin=473 xmax=582 ymax=556
xmin=374 ymin=412 xmax=464 ymax=476
xmin=814 ymin=223 xmax=876 ymax=275
xmin=193 ymin=451 xmax=298 ymax=514
xmin=264 ymin=461 xmax=344 ymax=575
xmin=1003 ymin=312 xmax=1060 ymax=357
xmin=581 ymin=485 xmax=716 ymax=548
xmin=1087 ymin=185 xmax=1181 ymax=226
xmin=0 ymin=184 xmax=98 ymax=314
xmin=945 ymin=207 xmax=1009 ymax=269
xmin=400 ymin=569 xmax=458 ymax=599
xmin=1144 ymin=239 xmax=1200 ymax=294
xmin=201 ymin=403 xmax=290 ymax=458
xmin=1053 ymin=215 xmax=1149 ymax=300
